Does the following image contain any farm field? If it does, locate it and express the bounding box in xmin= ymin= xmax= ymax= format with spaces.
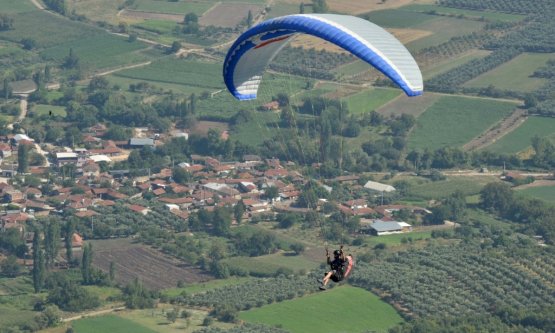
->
xmin=464 ymin=53 xmax=555 ymax=92
xmin=72 ymin=315 xmax=157 ymax=333
xmin=90 ymin=238 xmax=212 ymax=289
xmin=327 ymin=0 xmax=419 ymax=15
xmin=406 ymin=16 xmax=486 ymax=52
xmin=40 ymin=35 xmax=150 ymax=71
xmin=376 ymin=91 xmax=439 ymax=118
xmin=407 ymin=175 xmax=500 ymax=199
xmin=239 ymin=285 xmax=404 ymax=333
xmin=403 ymin=4 xmax=525 ymax=22
xmin=484 ymin=116 xmax=555 ymax=154
xmin=0 ymin=0 xmax=37 ymax=13
xmin=105 ymin=75 xmax=208 ymax=96
xmin=199 ymin=3 xmax=265 ymax=28
xmin=407 ymin=96 xmax=516 ymax=150
xmin=113 ymin=58 xmax=224 ymax=90
xmin=363 ymin=230 xmax=433 ymax=247
xmin=133 ymin=0 xmax=215 ymax=15
xmin=342 ymin=88 xmax=401 ymax=114
xmin=162 ymin=277 xmax=251 ymax=297
xmin=132 ymin=19 xmax=179 ymax=35
xmin=31 ymin=104 xmax=67 ymax=117
xmin=231 ymin=111 xmax=281 ymax=146
xmin=222 ymin=251 xmax=320 ymax=277
xmin=0 ymin=277 xmax=39 ymax=330
xmin=364 ymin=9 xmax=437 ymax=29
xmin=422 ymin=49 xmax=491 ymax=80
xmin=516 ymin=185 xmax=555 ymax=204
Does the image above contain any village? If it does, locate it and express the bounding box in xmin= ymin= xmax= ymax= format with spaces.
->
xmin=0 ymin=123 xmax=438 ymax=260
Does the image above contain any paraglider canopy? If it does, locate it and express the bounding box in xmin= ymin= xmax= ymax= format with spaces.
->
xmin=223 ymin=14 xmax=423 ymax=100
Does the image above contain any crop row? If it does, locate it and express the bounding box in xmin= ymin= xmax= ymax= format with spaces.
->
xmin=350 ymin=244 xmax=555 ymax=318
xmin=439 ymin=0 xmax=551 ymax=15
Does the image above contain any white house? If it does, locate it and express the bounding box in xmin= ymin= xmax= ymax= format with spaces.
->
xmin=364 ymin=181 xmax=396 ymax=193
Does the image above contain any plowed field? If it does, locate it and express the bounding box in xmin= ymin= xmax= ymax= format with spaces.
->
xmin=91 ymin=239 xmax=212 ymax=290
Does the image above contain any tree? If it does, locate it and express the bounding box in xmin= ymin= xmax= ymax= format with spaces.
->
xmin=480 ymin=182 xmax=514 ymax=214
xmin=234 ymin=199 xmax=246 ymax=224
xmin=17 ymin=144 xmax=30 ymax=173
xmin=172 ymin=167 xmax=191 ymax=184
xmin=64 ymin=219 xmax=75 ymax=262
xmin=109 ymin=261 xmax=116 ymax=283
xmin=63 ymin=48 xmax=79 ymax=69
xmin=0 ymin=14 xmax=14 ymax=31
xmin=247 ymin=10 xmax=253 ymax=27
xmin=81 ymin=243 xmax=93 ymax=284
xmin=32 ymin=232 xmax=45 ymax=293
xmin=264 ymin=186 xmax=279 ymax=202
xmin=0 ymin=255 xmax=20 ymax=277
xmin=44 ymin=219 xmax=61 ymax=268
xmin=169 ymin=41 xmax=182 ymax=54
xmin=166 ymin=308 xmax=179 ymax=323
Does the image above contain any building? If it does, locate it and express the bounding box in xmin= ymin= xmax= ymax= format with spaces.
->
xmin=364 ymin=181 xmax=396 ymax=193
xmin=55 ymin=152 xmax=78 ymax=167
xmin=364 ymin=220 xmax=412 ymax=236
xmin=129 ymin=138 xmax=155 ymax=148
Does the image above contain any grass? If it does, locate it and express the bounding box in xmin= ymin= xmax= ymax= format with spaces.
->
xmin=40 ymin=35 xmax=150 ymax=71
xmin=484 ymin=116 xmax=555 ymax=154
xmin=105 ymin=75 xmax=208 ymax=96
xmin=342 ymin=88 xmax=401 ymax=114
xmin=82 ymin=286 xmax=122 ymax=302
xmin=407 ymin=96 xmax=516 ymax=150
xmin=231 ymin=111 xmax=282 ymax=146
xmin=240 ymin=285 xmax=403 ymax=333
xmin=516 ymin=186 xmax=555 ymax=204
xmin=0 ymin=0 xmax=37 ymax=13
xmin=134 ymin=0 xmax=215 ymax=15
xmin=222 ymin=251 xmax=319 ymax=277
xmin=31 ymin=104 xmax=67 ymax=117
xmin=364 ymin=9 xmax=438 ymax=29
xmin=0 ymin=11 xmax=100 ymax=48
xmin=464 ymin=53 xmax=555 ymax=92
xmin=423 ymin=50 xmax=491 ymax=80
xmin=404 ymin=4 xmax=525 ymax=22
xmin=406 ymin=16 xmax=485 ymax=52
xmin=364 ymin=231 xmax=433 ymax=247
xmin=73 ymin=315 xmax=158 ymax=333
xmin=162 ymin=277 xmax=250 ymax=297
xmin=333 ymin=60 xmax=372 ymax=77
xmin=266 ymin=2 xmax=302 ymax=18
xmin=133 ymin=20 xmax=179 ymax=35
xmin=0 ymin=276 xmax=41 ymax=330
xmin=408 ymin=176 xmax=500 ymax=200
xmin=114 ymin=58 xmax=224 ymax=89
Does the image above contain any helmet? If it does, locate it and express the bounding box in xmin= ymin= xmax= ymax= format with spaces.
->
xmin=333 ymin=250 xmax=340 ymax=256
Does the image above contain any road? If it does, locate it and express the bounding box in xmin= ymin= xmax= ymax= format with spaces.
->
xmin=62 ymin=306 xmax=126 ymax=322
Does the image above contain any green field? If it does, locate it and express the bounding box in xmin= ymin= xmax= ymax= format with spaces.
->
xmin=133 ymin=20 xmax=179 ymax=35
xmin=333 ymin=60 xmax=371 ymax=77
xmin=222 ymin=251 xmax=319 ymax=277
xmin=0 ymin=11 xmax=100 ymax=48
xmin=162 ymin=277 xmax=250 ymax=297
xmin=31 ymin=104 xmax=67 ymax=117
xmin=0 ymin=0 xmax=37 ymax=13
xmin=231 ymin=111 xmax=282 ymax=145
xmin=73 ymin=315 xmax=157 ymax=333
xmin=485 ymin=116 xmax=555 ymax=154
xmin=342 ymin=88 xmax=401 ymax=114
xmin=407 ymin=16 xmax=485 ymax=52
xmin=364 ymin=230 xmax=433 ymax=247
xmin=408 ymin=176 xmax=500 ymax=200
xmin=134 ymin=0 xmax=215 ymax=15
xmin=114 ymin=58 xmax=223 ymax=89
xmin=423 ymin=50 xmax=491 ymax=80
xmin=404 ymin=4 xmax=525 ymax=22
xmin=40 ymin=35 xmax=150 ymax=70
xmin=364 ymin=9 xmax=437 ymax=29
xmin=240 ymin=285 xmax=403 ymax=333
xmin=266 ymin=2 xmax=302 ymax=18
xmin=516 ymin=186 xmax=555 ymax=204
xmin=0 ymin=277 xmax=40 ymax=330
xmin=408 ymin=96 xmax=516 ymax=150
xmin=464 ymin=53 xmax=555 ymax=92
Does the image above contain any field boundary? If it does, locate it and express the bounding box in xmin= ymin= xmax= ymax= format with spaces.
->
xmin=463 ymin=108 xmax=527 ymax=151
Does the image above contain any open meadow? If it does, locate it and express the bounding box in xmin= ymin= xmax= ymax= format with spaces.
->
xmin=222 ymin=251 xmax=319 ymax=277
xmin=464 ymin=53 xmax=555 ymax=93
xmin=239 ymin=285 xmax=404 ymax=333
xmin=342 ymin=88 xmax=401 ymax=114
xmin=406 ymin=175 xmax=501 ymax=200
xmin=72 ymin=315 xmax=157 ymax=333
xmin=407 ymin=96 xmax=517 ymax=150
xmin=516 ymin=185 xmax=555 ymax=204
xmin=0 ymin=0 xmax=37 ymax=13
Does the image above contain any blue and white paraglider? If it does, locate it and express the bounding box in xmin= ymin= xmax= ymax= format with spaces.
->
xmin=223 ymin=14 xmax=423 ymax=100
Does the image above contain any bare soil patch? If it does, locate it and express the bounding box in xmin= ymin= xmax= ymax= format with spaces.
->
xmin=190 ymin=120 xmax=229 ymax=136
xmin=327 ymin=0 xmax=427 ymax=15
xmin=200 ymin=3 xmax=264 ymax=28
xmin=91 ymin=238 xmax=211 ymax=290
xmin=462 ymin=108 xmax=527 ymax=151
xmin=120 ymin=9 xmax=183 ymax=22
xmin=388 ymin=28 xmax=432 ymax=44
xmin=376 ymin=91 xmax=439 ymax=117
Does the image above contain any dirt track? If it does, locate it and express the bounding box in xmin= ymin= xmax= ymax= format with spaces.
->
xmin=463 ymin=108 xmax=527 ymax=151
